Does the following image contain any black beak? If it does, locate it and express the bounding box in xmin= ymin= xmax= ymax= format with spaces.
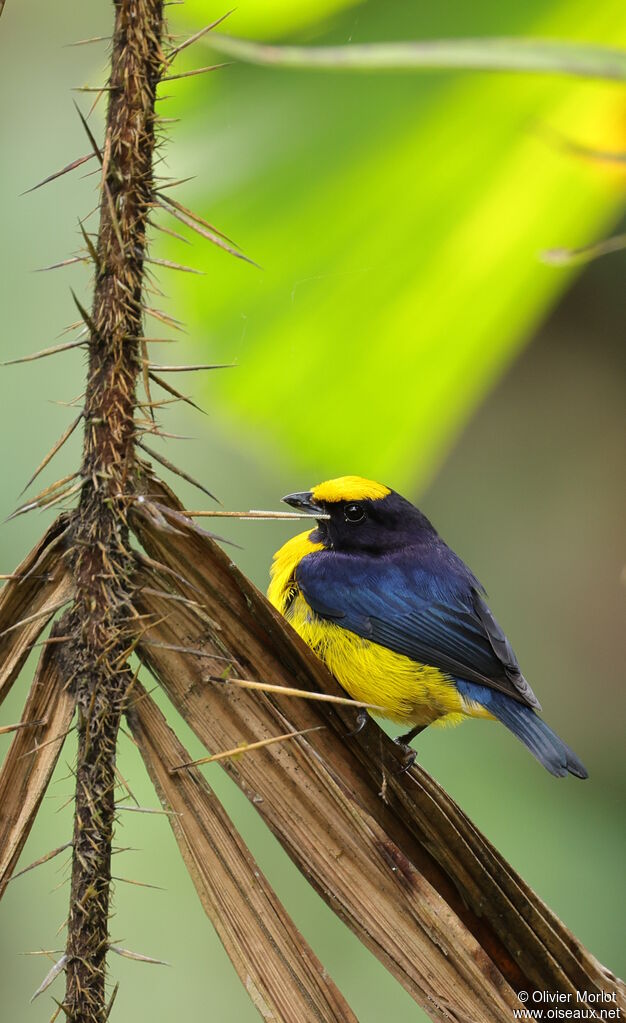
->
xmin=282 ymin=491 xmax=327 ymax=517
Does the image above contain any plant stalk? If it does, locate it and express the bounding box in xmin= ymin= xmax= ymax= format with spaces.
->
xmin=64 ymin=2 xmax=164 ymax=1020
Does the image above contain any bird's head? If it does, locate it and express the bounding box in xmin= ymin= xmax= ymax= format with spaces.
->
xmin=282 ymin=475 xmax=435 ymax=553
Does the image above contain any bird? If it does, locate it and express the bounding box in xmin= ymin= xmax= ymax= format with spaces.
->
xmin=268 ymin=475 xmax=588 ymax=779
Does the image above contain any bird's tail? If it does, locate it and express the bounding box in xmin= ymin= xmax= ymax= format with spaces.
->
xmin=456 ymin=681 xmax=588 ymax=779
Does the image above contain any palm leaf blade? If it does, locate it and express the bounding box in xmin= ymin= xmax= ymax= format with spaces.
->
xmin=128 ymin=684 xmax=359 ymax=1023
xmin=0 ymin=645 xmax=74 ymax=899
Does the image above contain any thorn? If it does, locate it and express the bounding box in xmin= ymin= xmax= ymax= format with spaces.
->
xmin=148 ymin=372 xmax=204 ymax=413
xmin=147 ymin=362 xmax=233 ymax=372
xmin=18 ymin=725 xmax=76 ymax=761
xmin=138 ymin=441 xmax=219 ymax=502
xmin=140 ymin=340 xmax=155 ymax=423
xmin=160 ymin=62 xmax=230 ymax=83
xmin=166 ymin=11 xmax=235 ymax=63
xmin=103 ymin=182 xmax=125 ymax=254
xmin=78 ymin=218 xmax=101 ymax=270
xmin=72 ymin=100 xmax=103 ymax=164
xmin=72 ymin=84 xmax=116 ymax=93
xmin=114 ymin=764 xmax=139 ymax=805
xmin=22 ymin=949 xmax=66 ymax=957
xmin=34 ymin=256 xmax=86 ymax=273
xmin=3 ymin=339 xmax=85 ymax=366
xmin=149 ymin=219 xmax=191 ymax=245
xmin=146 ymin=256 xmax=204 ymax=275
xmin=115 ymin=804 xmax=178 ymax=816
xmin=144 ymin=306 xmax=186 ymax=332
xmin=31 ymin=955 xmax=68 ymax=1002
xmin=7 ymin=479 xmax=83 ymax=520
xmin=70 ymin=289 xmax=98 ymax=338
xmin=109 ymin=945 xmax=170 ymax=966
xmin=156 ymin=193 xmax=237 ymax=245
xmin=154 ymin=175 xmax=197 ymax=191
xmin=64 ymin=35 xmax=109 ymax=48
xmin=104 ymin=982 xmax=120 ymax=1022
xmin=171 ymin=726 xmax=325 ymax=771
xmin=21 ymin=153 xmax=96 ymax=196
xmin=57 ymin=318 xmax=83 ymax=337
xmin=24 ymin=473 xmax=80 ymax=508
xmin=158 ymin=197 xmax=260 ymax=267
xmin=0 ymin=598 xmax=72 ymax=638
xmin=20 ymin=412 xmax=83 ymax=494
xmin=9 ymin=842 xmax=73 ymax=882
xmin=111 ymin=876 xmax=165 ymax=891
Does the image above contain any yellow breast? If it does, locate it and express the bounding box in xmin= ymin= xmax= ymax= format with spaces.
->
xmin=268 ymin=531 xmax=484 ymax=728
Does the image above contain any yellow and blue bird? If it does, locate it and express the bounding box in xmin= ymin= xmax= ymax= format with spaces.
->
xmin=268 ymin=475 xmax=587 ymax=778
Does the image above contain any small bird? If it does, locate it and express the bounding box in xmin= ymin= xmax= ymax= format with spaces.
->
xmin=268 ymin=475 xmax=587 ymax=778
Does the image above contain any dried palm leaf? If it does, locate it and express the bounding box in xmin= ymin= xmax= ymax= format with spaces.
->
xmin=130 ymin=474 xmax=625 ymax=1015
xmin=128 ymin=684 xmax=358 ymax=1023
xmin=0 ymin=516 xmax=72 ymax=708
xmin=0 ymin=644 xmax=74 ymax=899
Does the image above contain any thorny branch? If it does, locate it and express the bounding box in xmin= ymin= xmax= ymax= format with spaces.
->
xmin=63 ymin=2 xmax=164 ymax=1020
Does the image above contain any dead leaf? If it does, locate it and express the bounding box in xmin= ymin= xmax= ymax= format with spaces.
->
xmin=129 ymin=685 xmax=358 ymax=1023
xmin=0 ymin=516 xmax=72 ymax=709
xmin=0 ymin=644 xmax=74 ymax=898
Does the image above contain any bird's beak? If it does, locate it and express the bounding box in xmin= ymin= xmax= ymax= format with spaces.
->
xmin=282 ymin=491 xmax=328 ymax=518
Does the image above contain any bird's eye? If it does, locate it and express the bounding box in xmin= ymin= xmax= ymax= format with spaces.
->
xmin=344 ymin=503 xmax=365 ymax=524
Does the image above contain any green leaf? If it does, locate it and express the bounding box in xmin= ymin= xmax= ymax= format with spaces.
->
xmin=164 ymin=0 xmax=626 ymax=491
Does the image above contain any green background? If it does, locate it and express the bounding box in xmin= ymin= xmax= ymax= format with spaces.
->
xmin=0 ymin=1 xmax=624 ymax=1020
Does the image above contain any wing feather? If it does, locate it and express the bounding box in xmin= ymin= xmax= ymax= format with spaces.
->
xmin=296 ymin=549 xmax=540 ymax=710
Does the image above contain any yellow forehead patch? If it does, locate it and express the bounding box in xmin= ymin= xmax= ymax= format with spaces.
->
xmin=311 ymin=476 xmax=391 ymax=504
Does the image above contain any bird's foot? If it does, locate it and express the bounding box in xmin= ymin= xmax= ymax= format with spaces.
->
xmin=394 ymin=740 xmax=417 ymax=774
xmin=393 ymin=724 xmax=426 ymax=774
xmin=346 ymin=708 xmax=369 ymax=737
xmin=396 ymin=724 xmax=426 ymax=746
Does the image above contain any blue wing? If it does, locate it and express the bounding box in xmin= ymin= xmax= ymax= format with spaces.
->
xmin=295 ymin=546 xmax=540 ymax=709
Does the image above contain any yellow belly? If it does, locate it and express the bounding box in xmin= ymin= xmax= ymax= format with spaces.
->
xmin=287 ymin=592 xmax=488 ymax=728
xmin=267 ymin=529 xmax=492 ymax=728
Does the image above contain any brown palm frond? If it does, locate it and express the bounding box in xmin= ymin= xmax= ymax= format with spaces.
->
xmin=129 ymin=473 xmax=626 ymax=1015
xmin=133 ymin=567 xmax=519 ymax=1020
xmin=128 ymin=685 xmax=359 ymax=1023
xmin=0 ymin=517 xmax=72 ymax=708
xmin=0 ymin=644 xmax=74 ymax=900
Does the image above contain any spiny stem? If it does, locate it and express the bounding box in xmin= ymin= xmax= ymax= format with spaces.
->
xmin=64 ymin=2 xmax=164 ymax=1021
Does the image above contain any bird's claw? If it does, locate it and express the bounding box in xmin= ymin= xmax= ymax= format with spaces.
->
xmin=346 ymin=708 xmax=369 ymax=737
xmin=394 ymin=738 xmax=417 ymax=775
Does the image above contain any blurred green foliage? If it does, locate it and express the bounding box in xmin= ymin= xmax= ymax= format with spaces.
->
xmin=163 ymin=0 xmax=626 ymax=488
xmin=0 ymin=1 xmax=624 ymax=1022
